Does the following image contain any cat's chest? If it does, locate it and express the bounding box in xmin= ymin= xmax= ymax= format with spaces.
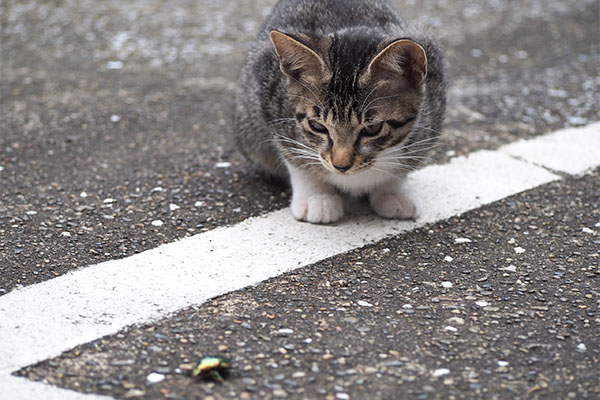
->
xmin=325 ymin=166 xmax=397 ymax=196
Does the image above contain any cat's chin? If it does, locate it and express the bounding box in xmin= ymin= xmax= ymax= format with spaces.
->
xmin=325 ymin=167 xmax=399 ymax=197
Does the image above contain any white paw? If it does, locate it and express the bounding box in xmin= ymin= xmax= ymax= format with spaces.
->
xmin=291 ymin=194 xmax=344 ymax=224
xmin=370 ymin=192 xmax=420 ymax=220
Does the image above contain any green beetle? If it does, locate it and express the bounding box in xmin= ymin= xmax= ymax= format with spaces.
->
xmin=191 ymin=356 xmax=234 ymax=382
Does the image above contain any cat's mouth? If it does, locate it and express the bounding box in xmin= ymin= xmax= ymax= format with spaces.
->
xmin=323 ymin=160 xmax=367 ymax=176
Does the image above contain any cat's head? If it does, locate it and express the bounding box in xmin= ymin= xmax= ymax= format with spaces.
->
xmin=270 ymin=30 xmax=427 ymax=177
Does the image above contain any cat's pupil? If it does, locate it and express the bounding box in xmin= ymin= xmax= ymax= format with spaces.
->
xmin=360 ymin=122 xmax=384 ymax=137
xmin=308 ymin=119 xmax=329 ymax=134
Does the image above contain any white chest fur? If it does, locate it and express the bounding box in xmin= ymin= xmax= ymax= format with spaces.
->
xmin=325 ymin=164 xmax=400 ymax=196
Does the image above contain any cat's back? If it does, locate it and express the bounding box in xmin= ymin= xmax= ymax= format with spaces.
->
xmin=262 ymin=0 xmax=402 ymax=35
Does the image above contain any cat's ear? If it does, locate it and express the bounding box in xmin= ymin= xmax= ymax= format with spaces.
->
xmin=270 ymin=30 xmax=328 ymax=84
xmin=366 ymin=39 xmax=427 ymax=88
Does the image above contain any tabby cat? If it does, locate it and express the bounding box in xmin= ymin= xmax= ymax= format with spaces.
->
xmin=234 ymin=0 xmax=446 ymax=224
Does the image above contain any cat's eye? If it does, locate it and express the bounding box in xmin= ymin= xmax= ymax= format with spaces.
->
xmin=308 ymin=119 xmax=329 ymax=134
xmin=360 ymin=122 xmax=384 ymax=137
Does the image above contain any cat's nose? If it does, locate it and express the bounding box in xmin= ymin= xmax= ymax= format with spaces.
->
xmin=333 ymin=163 xmax=352 ymax=173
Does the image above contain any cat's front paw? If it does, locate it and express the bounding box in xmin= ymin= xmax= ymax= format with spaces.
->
xmin=291 ymin=194 xmax=344 ymax=224
xmin=370 ymin=192 xmax=419 ymax=220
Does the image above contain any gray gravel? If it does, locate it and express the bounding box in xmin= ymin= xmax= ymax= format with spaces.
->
xmin=1 ymin=0 xmax=599 ymax=294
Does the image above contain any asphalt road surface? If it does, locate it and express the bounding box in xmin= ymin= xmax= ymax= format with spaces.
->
xmin=1 ymin=0 xmax=599 ymax=399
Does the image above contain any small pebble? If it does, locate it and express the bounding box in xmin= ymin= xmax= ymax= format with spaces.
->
xmin=278 ymin=328 xmax=293 ymax=336
xmin=444 ymin=256 xmax=453 ymax=262
xmin=169 ymin=203 xmax=180 ymax=211
xmin=26 ymin=211 xmax=37 ymax=215
xmin=382 ymin=248 xmax=390 ymax=253
xmin=61 ymin=232 xmax=71 ymax=237
xmin=447 ymin=317 xmax=465 ymax=325
xmin=441 ymin=281 xmax=453 ymax=288
xmin=103 ymin=198 xmax=116 ymax=204
xmin=336 ymin=393 xmax=350 ymax=400
xmin=475 ymin=301 xmax=489 ymax=307
xmin=194 ymin=201 xmax=205 ymax=207
xmin=0 ymin=166 xmax=3 ymax=171
xmin=508 ymin=238 xmax=516 ymax=244
xmin=516 ymin=50 xmax=528 ymax=59
xmin=497 ymin=361 xmax=509 ymax=367
xmin=444 ymin=326 xmax=458 ymax=332
xmin=384 ymin=361 xmax=404 ymax=367
xmin=107 ymin=61 xmax=124 ymax=70
xmin=501 ymin=265 xmax=517 ymax=272
xmin=454 ymin=238 xmax=472 ymax=244
xmin=514 ymin=246 xmax=526 ymax=254
xmin=216 ymin=162 xmax=231 ymax=168
xmin=357 ymin=300 xmax=374 ymax=307
xmin=110 ymin=115 xmax=121 ymax=123
xmin=124 ymin=389 xmax=146 ymax=398
xmin=432 ymin=368 xmax=450 ymax=377
xmin=582 ymin=227 xmax=594 ymax=234
xmin=111 ymin=359 xmax=136 ymax=366
xmin=151 ymin=220 xmax=164 ymax=227
xmin=80 ymin=191 xmax=88 ymax=198
xmin=568 ymin=116 xmax=588 ymax=126
xmin=402 ymin=304 xmax=413 ymax=309
xmin=146 ymin=372 xmax=165 ymax=384
xmin=576 ymin=343 xmax=586 ymax=353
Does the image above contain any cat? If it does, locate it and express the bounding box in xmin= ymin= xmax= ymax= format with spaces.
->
xmin=234 ymin=0 xmax=446 ymax=224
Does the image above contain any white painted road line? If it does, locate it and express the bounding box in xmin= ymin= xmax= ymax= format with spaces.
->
xmin=0 ymin=376 xmax=111 ymax=400
xmin=502 ymin=123 xmax=600 ymax=175
xmin=1 ymin=122 xmax=598 ymax=399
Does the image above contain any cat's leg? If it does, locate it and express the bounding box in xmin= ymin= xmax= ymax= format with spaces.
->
xmin=286 ymin=163 xmax=344 ymax=224
xmin=369 ymin=178 xmax=420 ymax=220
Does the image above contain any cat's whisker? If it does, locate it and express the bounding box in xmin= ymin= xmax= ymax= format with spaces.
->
xmin=391 ymin=136 xmax=442 ymax=150
xmin=380 ymin=142 xmax=442 ymax=157
xmin=377 ymin=155 xmax=436 ymax=162
xmin=369 ymin=165 xmax=415 ymax=178
xmin=376 ymin=157 xmax=433 ymax=165
xmin=287 ymin=156 xmax=322 ymax=164
xmin=267 ymin=117 xmax=296 ymax=126
xmin=285 ymin=150 xmax=320 ymax=160
xmin=278 ymin=145 xmax=321 ymax=159
xmin=414 ymin=125 xmax=444 ymax=136
xmin=373 ymin=163 xmax=421 ymax=173
xmin=361 ymin=93 xmax=404 ymax=115
xmin=382 ymin=142 xmax=442 ymax=155
xmin=269 ymin=134 xmax=316 ymax=152
xmin=284 ymin=150 xmax=321 ymax=161
xmin=295 ymin=161 xmax=324 ymax=169
xmin=359 ymin=83 xmax=383 ymax=114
